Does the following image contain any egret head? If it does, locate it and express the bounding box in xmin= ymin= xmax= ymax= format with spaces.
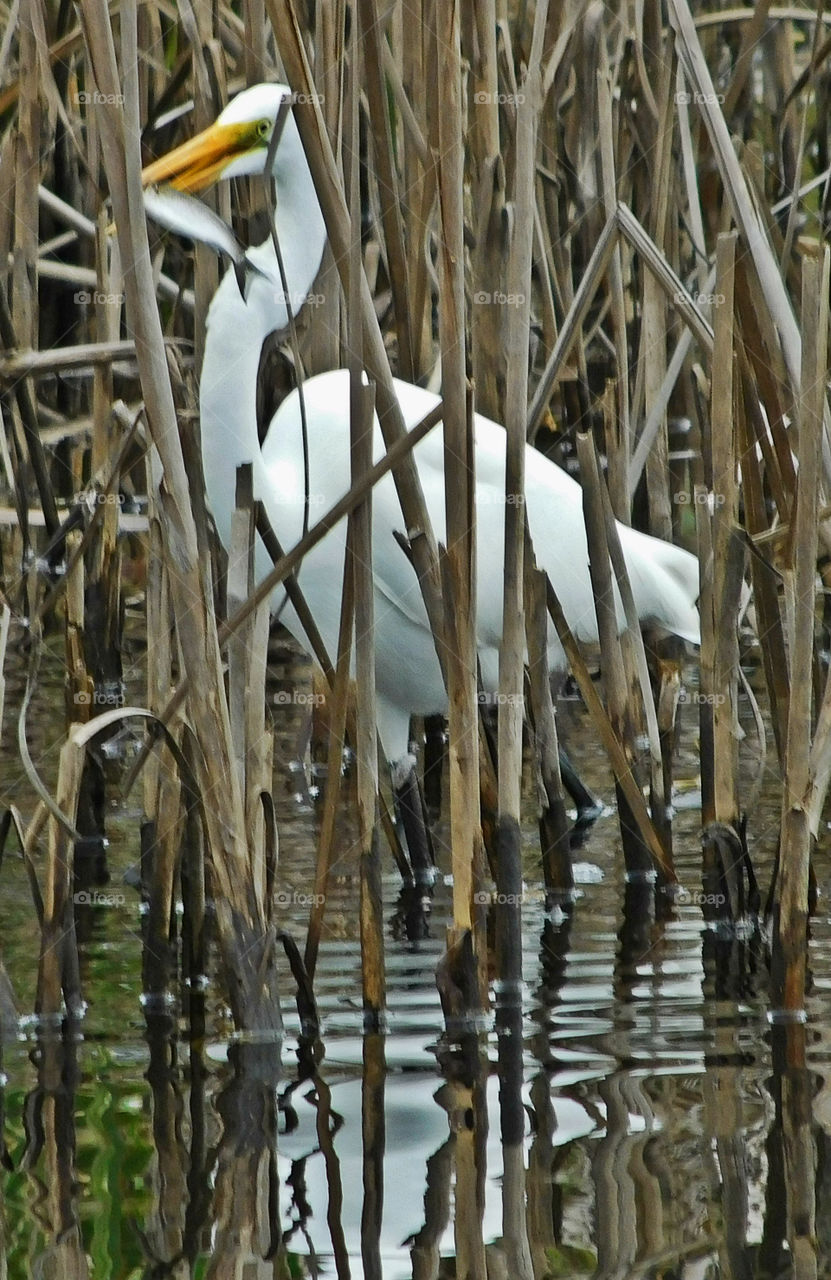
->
xmin=141 ymin=83 xmax=295 ymax=192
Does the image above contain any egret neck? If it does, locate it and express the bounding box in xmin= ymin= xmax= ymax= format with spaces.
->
xmin=199 ymin=112 xmax=326 ymax=555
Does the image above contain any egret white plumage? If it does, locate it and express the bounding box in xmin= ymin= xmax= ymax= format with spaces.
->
xmin=142 ymin=83 xmax=700 ymax=863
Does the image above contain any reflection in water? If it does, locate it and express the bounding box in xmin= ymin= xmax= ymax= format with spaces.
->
xmin=4 ymin=856 xmax=831 ymax=1276
xmin=24 ymin=1029 xmax=90 ymax=1279
xmin=3 ymin=659 xmax=831 ymax=1276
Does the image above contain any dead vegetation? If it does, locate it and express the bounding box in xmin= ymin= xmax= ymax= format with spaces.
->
xmin=0 ymin=0 xmax=829 ymax=1167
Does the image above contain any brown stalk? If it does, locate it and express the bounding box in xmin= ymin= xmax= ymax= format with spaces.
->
xmin=0 ymin=338 xmax=172 ymax=380
xmin=77 ymin=0 xmax=278 ymax=1031
xmin=527 ymin=210 xmax=618 ymax=441
xmin=302 ymin=539 xmax=355 ymax=981
xmin=432 ymin=2 xmax=481 ymax=977
xmin=667 ymin=0 xmax=803 ymax=397
xmin=702 ymin=233 xmax=743 ymax=831
xmin=346 ymin=32 xmax=385 ymax=1021
xmin=543 ymin=570 xmax=672 ymax=879
xmin=227 ymin=465 xmax=270 ymax=917
xmin=357 ymin=0 xmax=415 ymax=382
xmin=522 ymin=559 xmax=571 ymax=895
xmin=496 ymin=12 xmax=548 ymax=1274
xmin=141 ymin=450 xmax=183 ymax=1000
xmin=599 ymin=478 xmax=673 ymax=877
xmin=773 ymin=250 xmax=829 ymax=1013
xmin=264 ymin=0 xmax=449 ymax=670
xmin=577 ymin=430 xmax=657 ymax=877
xmin=36 ymin=737 xmax=84 ymax=1018
xmin=596 ymin=68 xmax=632 ymax=517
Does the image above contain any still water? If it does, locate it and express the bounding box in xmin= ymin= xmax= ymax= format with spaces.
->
xmin=1 ymin=627 xmax=829 ymax=1278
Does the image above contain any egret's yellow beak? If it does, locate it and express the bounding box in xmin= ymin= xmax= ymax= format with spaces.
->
xmin=141 ymin=119 xmax=264 ymax=192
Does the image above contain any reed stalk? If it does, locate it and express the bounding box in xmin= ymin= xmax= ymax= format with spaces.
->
xmin=577 ymin=430 xmax=654 ymax=876
xmin=36 ymin=736 xmax=84 ymax=1018
xmin=347 ymin=24 xmax=385 ymax=1020
xmin=523 ymin=559 xmax=571 ymax=897
xmin=773 ymin=249 xmax=829 ymax=1013
xmin=433 ymin=0 xmax=480 ymax=974
xmin=10 ymin=0 xmax=831 ymax=1135
xmin=495 ymin=10 xmax=547 ymax=1274
xmin=78 ymin=0 xmax=281 ymax=1032
xmin=265 ymin=0 xmax=449 ymax=660
xmin=698 ymin=233 xmax=750 ymax=923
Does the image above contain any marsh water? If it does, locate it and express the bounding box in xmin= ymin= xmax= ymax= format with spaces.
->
xmin=1 ymin=625 xmax=830 ymax=1278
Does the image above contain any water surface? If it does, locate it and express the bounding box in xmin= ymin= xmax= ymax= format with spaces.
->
xmin=1 ymin=633 xmax=827 ymax=1278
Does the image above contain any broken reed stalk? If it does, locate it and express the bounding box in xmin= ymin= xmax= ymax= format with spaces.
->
xmin=598 ymin=482 xmax=672 ymax=878
xmin=346 ymin=30 xmax=385 ymax=1022
xmin=668 ymin=0 xmax=803 ymax=401
xmin=0 ymin=290 xmax=59 ymax=539
xmin=63 ymin=529 xmax=90 ymax=719
xmin=36 ymin=736 xmax=84 ymax=1018
xmin=577 ymin=430 xmax=654 ymax=877
xmin=78 ymin=0 xmax=280 ymax=1032
xmin=433 ymin=1 xmax=481 ymax=996
xmin=265 ymin=0 xmax=449 ymax=662
xmin=773 ymin=249 xmax=829 ymax=1014
xmin=523 ymin=558 xmax=571 ymax=897
xmin=542 ymin=571 xmax=672 ymax=878
xmin=526 ymin=211 xmax=618 ymax=442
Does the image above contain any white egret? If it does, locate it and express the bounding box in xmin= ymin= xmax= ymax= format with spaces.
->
xmin=142 ymin=84 xmax=700 ymax=872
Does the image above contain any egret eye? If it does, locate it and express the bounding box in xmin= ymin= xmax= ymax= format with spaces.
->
xmin=257 ymin=119 xmax=271 ymax=140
